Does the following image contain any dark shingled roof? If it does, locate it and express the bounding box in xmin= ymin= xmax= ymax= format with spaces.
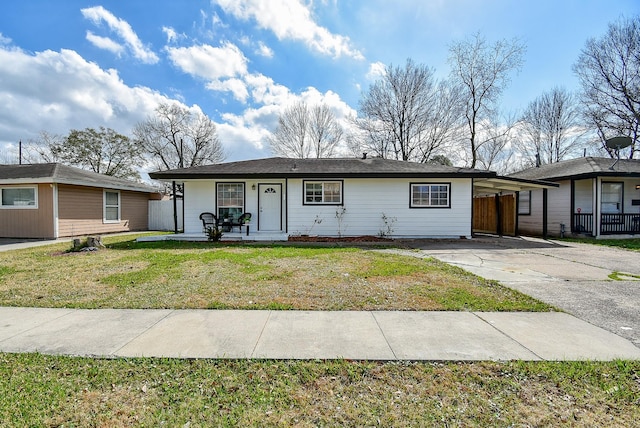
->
xmin=148 ymin=157 xmax=496 ymax=180
xmin=510 ymin=157 xmax=640 ymax=181
xmin=0 ymin=163 xmax=158 ymax=193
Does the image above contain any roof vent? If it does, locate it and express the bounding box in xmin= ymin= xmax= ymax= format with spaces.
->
xmin=291 ymin=163 xmax=298 ymax=171
xmin=362 ymin=152 xmax=367 ymax=160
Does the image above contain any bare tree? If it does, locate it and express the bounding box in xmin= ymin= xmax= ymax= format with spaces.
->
xmin=448 ymin=33 xmax=526 ymax=167
xmin=573 ymin=16 xmax=640 ymax=158
xmin=268 ymin=101 xmax=343 ymax=158
xmin=133 ymin=102 xmax=225 ymax=170
xmin=358 ymin=59 xmax=460 ymax=162
xmin=20 ymin=131 xmax=65 ymax=164
xmin=474 ymin=112 xmax=518 ymax=173
xmin=519 ymin=87 xmax=584 ymax=165
xmin=308 ymin=104 xmax=343 ymax=158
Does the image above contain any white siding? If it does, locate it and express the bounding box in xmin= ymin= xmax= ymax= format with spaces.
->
xmin=574 ymin=179 xmax=593 ymax=213
xmin=183 ymin=177 xmax=473 ymax=238
xmin=183 ymin=179 xmax=285 ymax=234
xmin=287 ymin=178 xmax=472 ymax=238
xmin=518 ymin=179 xmax=593 ymax=237
xmin=184 ymin=181 xmax=216 ymax=234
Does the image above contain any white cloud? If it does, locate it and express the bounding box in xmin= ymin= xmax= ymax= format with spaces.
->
xmin=256 ymin=41 xmax=274 ymax=58
xmin=85 ymin=31 xmax=125 ymax=56
xmin=366 ymin=61 xmax=386 ymax=80
xmin=162 ymin=26 xmax=179 ymax=44
xmin=213 ymin=0 xmax=364 ymax=60
xmin=206 ymin=78 xmax=250 ymax=103
xmin=81 ymin=6 xmax=159 ymax=64
xmin=167 ymin=42 xmax=248 ymax=81
xmin=0 ymin=46 xmax=170 ymax=150
xmin=0 ymin=33 xmax=11 ymax=45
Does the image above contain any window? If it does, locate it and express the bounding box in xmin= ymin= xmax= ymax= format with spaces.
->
xmin=1 ymin=186 xmax=38 ymax=209
xmin=518 ymin=191 xmax=531 ymax=215
xmin=303 ymin=181 xmax=342 ymax=205
xmin=601 ymin=182 xmax=623 ymax=214
xmin=103 ymin=190 xmax=120 ymax=223
xmin=217 ymin=183 xmax=244 ymax=220
xmin=410 ymin=183 xmax=450 ymax=208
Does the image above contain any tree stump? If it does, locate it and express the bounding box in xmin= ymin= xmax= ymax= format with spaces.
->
xmin=86 ymin=236 xmax=104 ymax=248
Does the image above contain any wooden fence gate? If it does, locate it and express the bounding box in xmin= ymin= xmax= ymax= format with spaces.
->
xmin=473 ymin=194 xmax=516 ymax=236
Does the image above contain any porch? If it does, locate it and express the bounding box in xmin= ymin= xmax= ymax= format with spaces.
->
xmin=573 ymin=213 xmax=640 ymax=235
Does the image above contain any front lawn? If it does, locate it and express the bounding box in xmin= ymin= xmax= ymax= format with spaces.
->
xmin=1 ymin=353 xmax=638 ymax=427
xmin=0 ymin=234 xmax=550 ymax=311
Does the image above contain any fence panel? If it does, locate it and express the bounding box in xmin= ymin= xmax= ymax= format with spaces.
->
xmin=148 ymin=200 xmax=183 ymax=231
xmin=473 ymin=194 xmax=515 ymax=236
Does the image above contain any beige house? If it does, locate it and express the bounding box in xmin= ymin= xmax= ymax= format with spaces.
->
xmin=0 ymin=163 xmax=161 ymax=239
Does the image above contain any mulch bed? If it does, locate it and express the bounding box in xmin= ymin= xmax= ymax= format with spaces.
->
xmin=287 ymin=235 xmax=393 ymax=243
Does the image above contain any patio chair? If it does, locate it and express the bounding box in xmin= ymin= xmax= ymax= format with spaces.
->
xmin=230 ymin=213 xmax=252 ymax=233
xmin=199 ymin=212 xmax=218 ymax=233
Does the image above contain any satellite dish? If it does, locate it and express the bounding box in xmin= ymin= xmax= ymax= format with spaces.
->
xmin=606 ymin=136 xmax=632 ymax=170
xmin=605 ymin=136 xmax=632 ymax=150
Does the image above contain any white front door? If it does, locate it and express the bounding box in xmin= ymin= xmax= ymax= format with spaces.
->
xmin=258 ymin=184 xmax=282 ymax=231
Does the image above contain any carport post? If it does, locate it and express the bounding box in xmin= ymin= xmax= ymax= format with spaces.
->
xmin=172 ymin=181 xmax=178 ymax=234
xmin=495 ymin=193 xmax=503 ymax=236
xmin=542 ymin=188 xmax=548 ymax=239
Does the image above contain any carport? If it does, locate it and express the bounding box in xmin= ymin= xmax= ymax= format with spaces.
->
xmin=473 ymin=176 xmax=558 ymax=238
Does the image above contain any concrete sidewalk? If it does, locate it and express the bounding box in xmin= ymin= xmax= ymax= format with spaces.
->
xmin=1 ymin=307 xmax=639 ymax=361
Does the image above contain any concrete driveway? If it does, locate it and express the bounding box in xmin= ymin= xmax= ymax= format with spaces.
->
xmin=401 ymin=236 xmax=640 ymax=347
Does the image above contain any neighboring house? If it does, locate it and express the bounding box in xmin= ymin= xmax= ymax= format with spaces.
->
xmin=0 ymin=163 xmax=161 ymax=239
xmin=149 ymin=156 xmax=553 ymax=240
xmin=510 ymin=157 xmax=640 ymax=238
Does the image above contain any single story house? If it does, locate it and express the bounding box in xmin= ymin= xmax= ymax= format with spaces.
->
xmin=149 ymin=156 xmax=554 ymax=240
xmin=0 ymin=163 xmax=161 ymax=239
xmin=510 ymin=157 xmax=640 ymax=238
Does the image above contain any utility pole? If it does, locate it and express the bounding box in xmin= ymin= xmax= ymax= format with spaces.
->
xmin=19 ymin=140 xmax=22 ymax=165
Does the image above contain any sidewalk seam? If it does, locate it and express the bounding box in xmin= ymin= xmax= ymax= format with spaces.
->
xmin=251 ymin=310 xmax=272 ymax=358
xmin=370 ymin=311 xmax=398 ymax=360
xmin=0 ymin=308 xmax=75 ymax=344
xmin=111 ymin=309 xmax=175 ymax=357
xmin=471 ymin=312 xmax=545 ymax=361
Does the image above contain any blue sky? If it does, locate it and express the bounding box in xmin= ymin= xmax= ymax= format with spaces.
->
xmin=1 ymin=0 xmax=638 ymax=167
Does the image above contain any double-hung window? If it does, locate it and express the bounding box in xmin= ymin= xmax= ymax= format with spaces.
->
xmin=410 ymin=183 xmax=450 ymax=208
xmin=217 ymin=183 xmax=244 ymax=220
xmin=1 ymin=186 xmax=38 ymax=208
xmin=103 ymin=190 xmax=120 ymax=222
xmin=303 ymin=181 xmax=342 ymax=205
xmin=518 ymin=191 xmax=531 ymax=215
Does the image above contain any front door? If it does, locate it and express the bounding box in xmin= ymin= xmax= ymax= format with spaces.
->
xmin=258 ymin=184 xmax=282 ymax=231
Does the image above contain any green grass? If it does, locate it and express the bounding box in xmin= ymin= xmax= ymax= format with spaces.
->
xmin=0 ymin=234 xmax=550 ymax=311
xmin=562 ymin=237 xmax=640 ymax=251
xmin=0 ymin=353 xmax=638 ymax=427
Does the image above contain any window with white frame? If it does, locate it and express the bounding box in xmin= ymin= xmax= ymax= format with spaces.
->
xmin=303 ymin=181 xmax=342 ymax=204
xmin=1 ymin=186 xmax=38 ymax=208
xmin=217 ymin=183 xmax=244 ymax=220
xmin=103 ymin=190 xmax=120 ymax=222
xmin=410 ymin=183 xmax=450 ymax=208
xmin=518 ymin=191 xmax=531 ymax=215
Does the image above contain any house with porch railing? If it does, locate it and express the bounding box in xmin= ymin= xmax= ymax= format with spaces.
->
xmin=510 ymin=157 xmax=640 ymax=239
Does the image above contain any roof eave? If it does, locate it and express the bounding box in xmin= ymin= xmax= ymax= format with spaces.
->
xmin=149 ymin=171 xmax=496 ymax=181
